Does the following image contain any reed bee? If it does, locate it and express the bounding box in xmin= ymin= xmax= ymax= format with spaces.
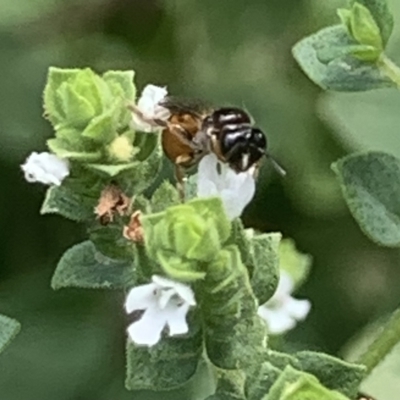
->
xmin=131 ymin=97 xmax=285 ymax=197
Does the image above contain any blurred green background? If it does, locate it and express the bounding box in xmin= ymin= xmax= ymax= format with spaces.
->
xmin=1 ymin=0 xmax=400 ymax=399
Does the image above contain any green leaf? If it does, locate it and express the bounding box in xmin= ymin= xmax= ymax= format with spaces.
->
xmin=57 ymin=81 xmax=96 ymax=128
xmin=350 ymin=3 xmax=383 ymax=50
xmin=41 ymin=184 xmax=96 ymax=222
xmin=295 ymin=351 xmax=366 ymax=399
xmin=86 ymin=162 xmax=140 ymax=178
xmin=89 ymin=223 xmax=135 ymax=261
xmin=206 ymin=369 xmax=246 ymax=400
xmin=142 ymin=197 xmax=231 ymax=282
xmin=350 ymin=0 xmax=394 ymax=46
xmin=125 ymin=311 xmax=203 ymax=391
xmin=332 ymin=151 xmax=400 ymax=247
xmin=102 ymin=70 xmax=135 ymax=100
xmin=250 ymin=232 xmax=281 ymax=304
xmin=0 ymin=315 xmax=20 ymax=354
xmin=51 ymin=241 xmax=136 ymax=290
xmin=47 ymin=138 xmax=101 ymax=162
xmin=150 ymin=180 xmax=180 ymax=213
xmin=245 ymin=361 xmax=282 ymax=400
xmin=43 ymin=67 xmax=82 ymax=125
xmin=227 ymin=220 xmax=253 ymax=270
xmin=203 ymin=246 xmax=267 ymax=370
xmin=81 ymin=109 xmax=117 ymax=144
xmin=133 ymin=131 xmax=159 ymax=162
xmin=268 ymin=366 xmax=351 ymax=400
xmin=292 ymin=25 xmax=394 ymax=91
xmin=118 ymin=144 xmax=162 ymax=196
xmin=279 ymin=239 xmax=312 ymax=289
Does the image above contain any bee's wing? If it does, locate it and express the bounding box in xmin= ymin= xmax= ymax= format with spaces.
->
xmin=160 ymin=96 xmax=213 ymax=117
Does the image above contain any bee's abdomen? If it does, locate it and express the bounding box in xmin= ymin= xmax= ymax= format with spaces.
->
xmin=205 ymin=107 xmax=251 ymax=131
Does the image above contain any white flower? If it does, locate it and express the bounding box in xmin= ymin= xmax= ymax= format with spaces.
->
xmin=21 ymin=152 xmax=69 ymax=186
xmin=257 ymin=271 xmax=311 ymax=335
xmin=131 ymin=84 xmax=171 ymax=132
xmin=125 ymin=275 xmax=196 ymax=347
xmin=197 ymin=153 xmax=255 ymax=220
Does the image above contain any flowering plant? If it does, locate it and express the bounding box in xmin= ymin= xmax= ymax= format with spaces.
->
xmin=13 ymin=0 xmax=400 ymax=396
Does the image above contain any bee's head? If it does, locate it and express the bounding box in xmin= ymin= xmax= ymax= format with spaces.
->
xmin=220 ymin=126 xmax=267 ymax=172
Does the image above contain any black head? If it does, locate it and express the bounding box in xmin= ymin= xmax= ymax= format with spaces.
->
xmin=219 ymin=125 xmax=267 ymax=172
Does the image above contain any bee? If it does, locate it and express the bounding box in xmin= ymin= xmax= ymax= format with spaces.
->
xmin=131 ymin=97 xmax=285 ymax=198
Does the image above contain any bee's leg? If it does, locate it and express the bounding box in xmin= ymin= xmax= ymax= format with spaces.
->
xmin=168 ymin=123 xmax=202 ymax=150
xmin=128 ymin=103 xmax=163 ymax=129
xmin=174 ymin=162 xmax=187 ymax=202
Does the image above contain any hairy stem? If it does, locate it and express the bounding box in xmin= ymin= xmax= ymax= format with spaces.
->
xmin=357 ymin=308 xmax=400 ymax=375
xmin=378 ymin=54 xmax=400 ymax=88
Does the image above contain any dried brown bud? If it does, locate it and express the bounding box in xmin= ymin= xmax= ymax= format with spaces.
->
xmin=95 ymin=184 xmax=130 ymax=224
xmin=123 ymin=211 xmax=144 ymax=243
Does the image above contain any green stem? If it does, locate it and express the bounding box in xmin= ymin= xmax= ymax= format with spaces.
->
xmin=357 ymin=308 xmax=400 ymax=375
xmin=378 ymin=54 xmax=400 ymax=88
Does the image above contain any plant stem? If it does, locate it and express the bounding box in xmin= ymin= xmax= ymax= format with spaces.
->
xmin=378 ymin=54 xmax=400 ymax=88
xmin=357 ymin=308 xmax=400 ymax=375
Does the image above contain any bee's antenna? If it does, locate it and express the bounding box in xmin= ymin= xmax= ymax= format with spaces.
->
xmin=265 ymin=152 xmax=287 ymax=177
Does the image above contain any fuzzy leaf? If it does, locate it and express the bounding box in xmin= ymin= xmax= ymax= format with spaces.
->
xmin=293 ymin=25 xmax=394 ymax=91
xmin=89 ymin=224 xmax=135 ymax=261
xmin=0 ymin=315 xmax=20 ymax=354
xmin=332 ymin=152 xmax=400 ymax=247
xmin=203 ymin=246 xmax=267 ymax=370
xmin=295 ymin=351 xmax=366 ymax=399
xmin=150 ymin=180 xmax=180 ymax=213
xmin=57 ymin=82 xmax=96 ymax=128
xmin=86 ymin=162 xmax=140 ymax=178
xmin=102 ymin=70 xmax=135 ymax=100
xmin=350 ymin=0 xmax=394 ymax=46
xmin=206 ymin=369 xmax=246 ymax=400
xmin=268 ymin=366 xmax=351 ymax=400
xmin=81 ymin=110 xmax=117 ymax=144
xmin=47 ymin=138 xmax=101 ymax=162
xmin=250 ymin=233 xmax=281 ymax=304
xmin=350 ymin=3 xmax=383 ymax=50
xmin=125 ymin=311 xmax=203 ymax=391
xmin=245 ymin=361 xmax=282 ymax=400
xmin=51 ymin=241 xmax=136 ymax=290
xmin=41 ymin=184 xmax=96 ymax=222
xmin=43 ymin=67 xmax=81 ymax=125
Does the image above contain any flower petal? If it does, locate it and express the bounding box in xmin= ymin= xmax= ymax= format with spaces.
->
xmin=125 ymin=283 xmax=157 ymax=313
xmin=152 ymin=275 xmax=196 ymax=306
xmin=197 ymin=153 xmax=255 ymax=220
xmin=165 ymin=303 xmax=191 ymax=336
xmin=285 ymin=297 xmax=311 ymax=321
xmin=258 ymin=306 xmax=296 ymax=335
xmin=127 ymin=305 xmax=167 ymax=346
xmin=21 ymin=152 xmax=69 ymax=186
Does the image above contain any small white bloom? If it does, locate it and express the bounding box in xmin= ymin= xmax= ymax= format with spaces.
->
xmin=131 ymin=84 xmax=171 ymax=132
xmin=125 ymin=275 xmax=196 ymax=347
xmin=257 ymin=271 xmax=311 ymax=335
xmin=21 ymin=152 xmax=69 ymax=186
xmin=197 ymin=153 xmax=255 ymax=220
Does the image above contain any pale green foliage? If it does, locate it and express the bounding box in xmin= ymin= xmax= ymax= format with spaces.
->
xmin=292 ymin=25 xmax=392 ymax=91
xmin=332 ymin=152 xmax=400 ymax=247
xmin=267 ymin=366 xmax=351 ymax=400
xmin=0 ymin=315 xmax=20 ymax=354
xmin=293 ymin=0 xmax=396 ymax=90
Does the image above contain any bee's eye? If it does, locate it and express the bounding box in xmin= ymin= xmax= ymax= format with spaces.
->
xmin=251 ymin=128 xmax=267 ymax=149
